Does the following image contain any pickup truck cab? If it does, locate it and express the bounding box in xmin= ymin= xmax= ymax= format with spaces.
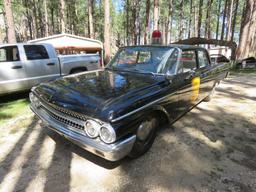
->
xmin=0 ymin=43 xmax=100 ymax=95
xmin=30 ymin=44 xmax=230 ymax=161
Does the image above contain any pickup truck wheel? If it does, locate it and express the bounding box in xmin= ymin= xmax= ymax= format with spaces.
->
xmin=129 ymin=116 xmax=158 ymax=159
xmin=204 ymin=84 xmax=216 ymax=102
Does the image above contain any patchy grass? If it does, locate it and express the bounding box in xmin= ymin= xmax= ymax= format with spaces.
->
xmin=0 ymin=98 xmax=31 ymax=126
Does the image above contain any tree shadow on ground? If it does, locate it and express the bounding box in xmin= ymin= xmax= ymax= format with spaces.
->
xmin=0 ymin=117 xmax=38 ymax=187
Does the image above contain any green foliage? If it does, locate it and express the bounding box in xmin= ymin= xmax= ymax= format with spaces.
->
xmin=0 ymin=0 xmax=248 ymax=47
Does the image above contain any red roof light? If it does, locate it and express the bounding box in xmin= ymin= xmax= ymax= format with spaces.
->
xmin=152 ymin=30 xmax=162 ymax=38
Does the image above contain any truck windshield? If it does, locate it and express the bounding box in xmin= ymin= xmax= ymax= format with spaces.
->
xmin=107 ymin=47 xmax=174 ymax=74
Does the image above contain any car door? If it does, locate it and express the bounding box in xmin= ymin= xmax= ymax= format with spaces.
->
xmin=175 ymin=49 xmax=200 ymax=113
xmin=196 ymin=49 xmax=214 ymax=100
xmin=23 ymin=44 xmax=60 ymax=88
xmin=160 ymin=48 xmax=182 ymax=121
xmin=0 ymin=45 xmax=28 ymax=95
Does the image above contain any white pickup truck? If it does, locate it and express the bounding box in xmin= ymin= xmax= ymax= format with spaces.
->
xmin=0 ymin=43 xmax=101 ymax=95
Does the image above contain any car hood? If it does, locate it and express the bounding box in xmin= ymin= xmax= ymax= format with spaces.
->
xmin=34 ymin=69 xmax=168 ymax=122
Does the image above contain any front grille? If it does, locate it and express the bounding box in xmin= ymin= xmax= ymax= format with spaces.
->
xmin=49 ymin=103 xmax=88 ymax=121
xmin=38 ymin=99 xmax=87 ymax=136
xmin=38 ymin=95 xmax=88 ymax=121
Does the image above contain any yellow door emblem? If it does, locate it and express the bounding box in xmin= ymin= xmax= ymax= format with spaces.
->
xmin=191 ymin=77 xmax=200 ymax=101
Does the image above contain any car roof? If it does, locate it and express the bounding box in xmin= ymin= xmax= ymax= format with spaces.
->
xmin=121 ymin=44 xmax=206 ymax=51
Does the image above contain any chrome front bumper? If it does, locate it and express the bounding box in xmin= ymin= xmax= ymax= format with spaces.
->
xmin=30 ymin=105 xmax=136 ymax=161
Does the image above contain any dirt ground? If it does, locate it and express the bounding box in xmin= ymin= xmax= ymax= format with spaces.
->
xmin=0 ymin=73 xmax=255 ymax=192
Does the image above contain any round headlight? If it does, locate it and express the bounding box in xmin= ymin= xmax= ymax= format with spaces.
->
xmin=84 ymin=120 xmax=100 ymax=138
xmin=99 ymin=126 xmax=116 ymax=144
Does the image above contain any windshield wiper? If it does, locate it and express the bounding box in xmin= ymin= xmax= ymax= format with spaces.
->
xmin=106 ymin=67 xmax=165 ymax=77
xmin=105 ymin=66 xmax=118 ymax=71
xmin=131 ymin=69 xmax=166 ymax=77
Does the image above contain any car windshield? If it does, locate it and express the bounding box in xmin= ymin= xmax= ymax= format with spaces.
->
xmin=106 ymin=46 xmax=175 ymax=74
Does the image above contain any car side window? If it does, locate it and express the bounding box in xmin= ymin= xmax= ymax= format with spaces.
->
xmin=177 ymin=50 xmax=197 ymax=73
xmin=0 ymin=46 xmax=20 ymax=62
xmin=162 ymin=49 xmax=179 ymax=75
xmin=197 ymin=50 xmax=210 ymax=68
xmin=24 ymin=45 xmax=49 ymax=60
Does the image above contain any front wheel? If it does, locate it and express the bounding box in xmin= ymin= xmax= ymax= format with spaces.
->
xmin=129 ymin=116 xmax=158 ymax=159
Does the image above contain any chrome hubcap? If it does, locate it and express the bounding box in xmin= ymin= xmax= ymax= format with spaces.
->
xmin=137 ymin=119 xmax=155 ymax=141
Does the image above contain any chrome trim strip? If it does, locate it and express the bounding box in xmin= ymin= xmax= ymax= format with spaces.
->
xmin=0 ymin=74 xmax=58 ymax=84
xmin=111 ymin=93 xmax=174 ymax=123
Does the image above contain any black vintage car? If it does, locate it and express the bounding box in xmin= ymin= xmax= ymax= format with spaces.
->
xmin=30 ymin=45 xmax=230 ymax=161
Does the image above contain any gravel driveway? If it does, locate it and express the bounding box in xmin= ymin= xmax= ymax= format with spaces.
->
xmin=0 ymin=73 xmax=255 ymax=192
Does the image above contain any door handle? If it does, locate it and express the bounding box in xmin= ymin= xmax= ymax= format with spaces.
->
xmin=12 ymin=65 xmax=22 ymax=69
xmin=185 ymin=70 xmax=196 ymax=80
xmin=47 ymin=63 xmax=55 ymax=66
xmin=200 ymin=73 xmax=207 ymax=78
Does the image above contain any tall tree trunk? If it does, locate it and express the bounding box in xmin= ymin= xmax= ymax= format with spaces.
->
xmin=131 ymin=0 xmax=137 ymax=44
xmin=0 ymin=29 xmax=3 ymax=43
xmin=231 ymin=0 xmax=239 ymax=42
xmin=226 ymin=0 xmax=234 ymax=41
xmin=205 ymin=0 xmax=213 ymax=39
xmin=216 ymin=0 xmax=221 ymax=40
xmin=221 ymin=0 xmax=228 ymax=41
xmin=188 ymin=0 xmax=192 ymax=38
xmin=60 ymin=0 xmax=65 ymax=33
xmin=238 ymin=0 xmax=246 ymax=42
xmin=104 ymin=0 xmax=110 ymax=64
xmin=162 ymin=20 xmax=166 ymax=44
xmin=198 ymin=0 xmax=203 ymax=37
xmin=38 ymin=1 xmax=44 ymax=37
xmin=88 ymin=0 xmax=94 ymax=38
xmin=153 ymin=0 xmax=159 ymax=30
xmin=194 ymin=5 xmax=198 ymax=38
xmin=126 ymin=0 xmax=130 ymax=45
xmin=74 ymin=1 xmax=78 ymax=35
xmin=178 ymin=0 xmax=184 ymax=40
xmin=3 ymin=0 xmax=16 ymax=43
xmin=24 ymin=0 xmax=33 ymax=39
xmin=32 ymin=0 xmax=38 ymax=38
xmin=166 ymin=0 xmax=173 ymax=43
xmin=237 ymin=0 xmax=256 ymax=59
xmin=135 ymin=0 xmax=140 ymax=45
xmin=144 ymin=0 xmax=150 ymax=44
xmin=44 ymin=0 xmax=49 ymax=36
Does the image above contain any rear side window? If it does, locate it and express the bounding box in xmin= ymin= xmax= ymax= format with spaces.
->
xmin=0 ymin=46 xmax=20 ymax=62
xmin=24 ymin=45 xmax=49 ymax=60
xmin=177 ymin=50 xmax=197 ymax=73
xmin=197 ymin=50 xmax=210 ymax=68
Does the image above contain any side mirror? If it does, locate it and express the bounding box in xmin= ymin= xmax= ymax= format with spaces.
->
xmin=165 ymin=74 xmax=174 ymax=83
